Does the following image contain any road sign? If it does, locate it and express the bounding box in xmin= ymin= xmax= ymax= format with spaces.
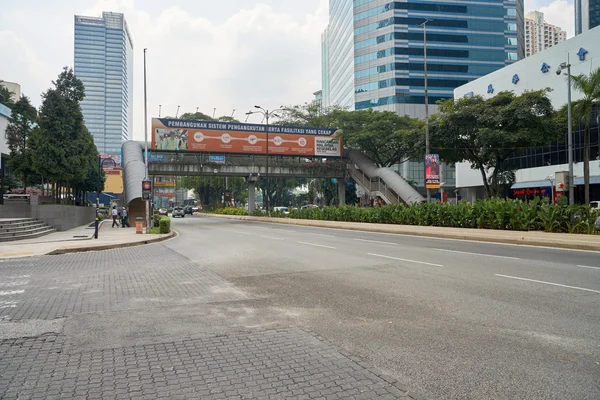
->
xmin=209 ymin=155 xmax=226 ymax=164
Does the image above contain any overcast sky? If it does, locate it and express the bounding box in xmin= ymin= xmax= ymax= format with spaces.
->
xmin=0 ymin=0 xmax=574 ymax=141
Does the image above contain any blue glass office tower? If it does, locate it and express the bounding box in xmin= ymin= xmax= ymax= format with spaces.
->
xmin=322 ymin=0 xmax=524 ymax=116
xmin=74 ymin=12 xmax=133 ymax=155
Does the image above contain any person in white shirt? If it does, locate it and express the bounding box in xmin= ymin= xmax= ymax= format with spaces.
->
xmin=111 ymin=206 xmax=120 ymax=228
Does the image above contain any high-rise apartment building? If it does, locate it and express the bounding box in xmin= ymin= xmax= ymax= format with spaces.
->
xmin=576 ymin=0 xmax=600 ymax=35
xmin=74 ymin=12 xmax=133 ymax=155
xmin=525 ymin=11 xmax=566 ymax=57
xmin=322 ymin=0 xmax=524 ymax=116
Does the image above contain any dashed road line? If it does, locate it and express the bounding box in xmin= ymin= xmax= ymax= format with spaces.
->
xmin=354 ymin=238 xmax=397 ymax=245
xmin=367 ymin=253 xmax=443 ymax=267
xmin=433 ymin=248 xmax=519 ymax=260
xmin=495 ymin=274 xmax=600 ymax=294
xmin=576 ymin=265 xmax=600 ymax=270
xmin=297 ymin=241 xmax=337 ymax=250
xmin=259 ymin=235 xmax=283 ymax=241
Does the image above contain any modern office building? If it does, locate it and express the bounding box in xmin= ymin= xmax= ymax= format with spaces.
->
xmin=576 ymin=0 xmax=600 ymax=35
xmin=321 ymin=0 xmax=524 ymax=195
xmin=525 ymin=11 xmax=566 ymax=57
xmin=321 ymin=0 xmax=524 ymax=116
xmin=454 ymin=26 xmax=600 ymax=203
xmin=74 ymin=12 xmax=133 ymax=155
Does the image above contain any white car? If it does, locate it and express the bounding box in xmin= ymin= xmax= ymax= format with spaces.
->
xmin=273 ymin=206 xmax=289 ymax=215
xmin=590 ymin=201 xmax=600 ymax=209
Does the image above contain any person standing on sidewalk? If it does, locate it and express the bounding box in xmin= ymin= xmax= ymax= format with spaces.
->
xmin=111 ymin=206 xmax=120 ymax=228
xmin=121 ymin=206 xmax=131 ymax=228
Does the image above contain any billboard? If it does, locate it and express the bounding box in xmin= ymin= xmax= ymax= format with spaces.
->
xmin=151 ymin=118 xmax=342 ymax=157
xmin=425 ymin=154 xmax=441 ymax=189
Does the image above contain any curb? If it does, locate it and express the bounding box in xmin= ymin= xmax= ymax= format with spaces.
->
xmin=47 ymin=230 xmax=178 ymax=255
xmin=202 ymin=214 xmax=600 ymax=251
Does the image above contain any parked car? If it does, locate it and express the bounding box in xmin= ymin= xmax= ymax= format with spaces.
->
xmin=172 ymin=207 xmax=185 ymax=218
xmin=157 ymin=208 xmax=168 ymax=216
xmin=273 ymin=206 xmax=289 ymax=215
xmin=301 ymin=204 xmax=319 ymax=210
xmin=590 ymin=201 xmax=600 ymax=209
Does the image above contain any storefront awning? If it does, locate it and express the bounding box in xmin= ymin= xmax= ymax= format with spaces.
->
xmin=511 ymin=180 xmax=552 ymax=189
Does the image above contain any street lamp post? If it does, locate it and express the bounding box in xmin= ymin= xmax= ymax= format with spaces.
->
xmin=419 ymin=18 xmax=433 ymax=202
xmin=557 ymin=56 xmax=574 ymax=205
xmin=245 ymin=106 xmax=284 ymax=213
xmin=143 ymin=48 xmax=150 ymax=232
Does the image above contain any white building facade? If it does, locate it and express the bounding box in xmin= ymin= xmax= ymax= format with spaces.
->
xmin=454 ymin=26 xmax=600 ymax=203
xmin=525 ymin=11 xmax=566 ymax=57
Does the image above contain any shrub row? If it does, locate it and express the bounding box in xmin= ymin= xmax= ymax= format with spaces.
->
xmin=214 ymin=198 xmax=600 ymax=234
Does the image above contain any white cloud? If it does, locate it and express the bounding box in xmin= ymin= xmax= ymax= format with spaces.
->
xmin=525 ymin=0 xmax=574 ymax=37
xmin=80 ymin=0 xmax=328 ymax=140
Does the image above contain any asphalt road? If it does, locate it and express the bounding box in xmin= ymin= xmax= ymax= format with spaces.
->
xmin=166 ymin=215 xmax=600 ymax=400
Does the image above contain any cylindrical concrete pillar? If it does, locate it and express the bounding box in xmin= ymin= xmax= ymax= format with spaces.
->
xmin=248 ymin=180 xmax=256 ymax=214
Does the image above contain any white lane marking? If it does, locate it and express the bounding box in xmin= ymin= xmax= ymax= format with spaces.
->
xmin=495 ymin=274 xmax=600 ymax=294
xmin=355 ymin=238 xmax=397 ymax=245
xmin=297 ymin=241 xmax=337 ymax=250
xmin=367 ymin=253 xmax=443 ymax=267
xmin=249 ymin=221 xmax=600 ymax=253
xmin=0 ymin=290 xmax=25 ymax=296
xmin=310 ymin=233 xmax=337 ymax=238
xmin=577 ymin=265 xmax=600 ymax=270
xmin=259 ymin=235 xmax=283 ymax=241
xmin=0 ymin=301 xmax=17 ymax=308
xmin=433 ymin=248 xmax=520 ymax=260
xmin=276 ymin=229 xmax=297 ymax=233
xmin=0 ymin=280 xmax=29 ymax=287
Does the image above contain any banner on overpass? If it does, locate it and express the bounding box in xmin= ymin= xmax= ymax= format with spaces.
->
xmin=151 ymin=118 xmax=342 ymax=157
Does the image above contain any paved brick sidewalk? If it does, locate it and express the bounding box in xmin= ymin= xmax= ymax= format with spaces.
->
xmin=0 ymin=245 xmax=423 ymax=399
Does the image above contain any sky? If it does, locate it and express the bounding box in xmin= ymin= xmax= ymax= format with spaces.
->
xmin=0 ymin=0 xmax=575 ymax=142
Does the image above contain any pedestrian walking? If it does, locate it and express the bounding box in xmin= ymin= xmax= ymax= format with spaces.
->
xmin=121 ymin=206 xmax=130 ymax=228
xmin=111 ymin=206 xmax=120 ymax=228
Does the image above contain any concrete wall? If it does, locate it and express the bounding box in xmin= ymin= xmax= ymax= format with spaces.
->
xmin=0 ymin=204 xmax=96 ymax=231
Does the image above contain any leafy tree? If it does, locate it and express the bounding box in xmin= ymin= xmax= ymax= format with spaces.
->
xmin=6 ymin=95 xmax=38 ymax=192
xmin=176 ymin=111 xmax=240 ymax=123
xmin=568 ymin=67 xmax=600 ymax=205
xmin=31 ymin=66 xmax=99 ymax=203
xmin=0 ymin=86 xmax=15 ymax=109
xmin=334 ymin=109 xmax=423 ymax=168
xmin=429 ymin=90 xmax=563 ymax=197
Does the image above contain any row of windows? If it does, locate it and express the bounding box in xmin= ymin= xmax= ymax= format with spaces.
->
xmin=355 ymin=31 xmax=514 ymax=50
xmin=355 ymin=2 xmax=514 ymax=22
xmin=355 ymin=46 xmax=513 ymax=64
xmin=355 ymin=94 xmax=450 ymax=110
xmin=354 ymin=16 xmax=513 ymax=36
xmin=355 ymin=77 xmax=469 ymax=93
xmin=355 ymin=61 xmax=508 ymax=79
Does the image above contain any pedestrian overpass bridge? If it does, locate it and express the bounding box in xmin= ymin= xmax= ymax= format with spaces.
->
xmin=121 ymin=141 xmax=423 ymax=212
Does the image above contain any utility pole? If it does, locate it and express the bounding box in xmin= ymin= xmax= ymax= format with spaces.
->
xmin=420 ymin=19 xmax=433 ymax=202
xmin=143 ymin=48 xmax=150 ymax=232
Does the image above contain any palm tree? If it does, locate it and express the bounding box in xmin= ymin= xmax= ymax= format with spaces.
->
xmin=570 ymin=68 xmax=600 ymax=205
xmin=0 ymin=86 xmax=15 ymax=109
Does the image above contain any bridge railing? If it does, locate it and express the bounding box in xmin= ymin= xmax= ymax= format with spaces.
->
xmin=148 ymin=152 xmax=349 ymax=176
xmin=348 ymin=164 xmax=403 ymax=205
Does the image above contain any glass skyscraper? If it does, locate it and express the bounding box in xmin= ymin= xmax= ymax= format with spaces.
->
xmin=576 ymin=0 xmax=600 ymax=35
xmin=322 ymin=0 xmax=524 ymax=116
xmin=74 ymin=12 xmax=133 ymax=155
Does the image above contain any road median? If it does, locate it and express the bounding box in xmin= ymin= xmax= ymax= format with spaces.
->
xmin=203 ymin=214 xmax=600 ymax=251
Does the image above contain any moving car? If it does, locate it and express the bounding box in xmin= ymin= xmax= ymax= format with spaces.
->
xmin=191 ymin=206 xmax=199 ymax=213
xmin=157 ymin=208 xmax=168 ymax=216
xmin=184 ymin=206 xmax=193 ymax=215
xmin=273 ymin=206 xmax=290 ymax=215
xmin=172 ymin=207 xmax=185 ymax=218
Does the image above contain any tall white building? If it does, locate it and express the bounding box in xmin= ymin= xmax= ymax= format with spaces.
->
xmin=525 ymin=11 xmax=566 ymax=57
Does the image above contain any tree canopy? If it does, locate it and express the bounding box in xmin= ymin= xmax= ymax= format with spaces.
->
xmin=6 ymin=95 xmax=38 ymax=191
xmin=429 ymin=89 xmax=564 ymax=197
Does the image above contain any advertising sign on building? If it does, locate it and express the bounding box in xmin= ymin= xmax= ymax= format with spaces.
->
xmin=425 ymin=154 xmax=441 ymax=189
xmin=209 ymin=155 xmax=226 ymax=164
xmin=151 ymin=118 xmax=342 ymax=157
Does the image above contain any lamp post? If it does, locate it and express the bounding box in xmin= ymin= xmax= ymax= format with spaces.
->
xmin=245 ymin=106 xmax=284 ymax=213
xmin=419 ymin=18 xmax=433 ymax=202
xmin=143 ymin=48 xmax=150 ymax=232
xmin=557 ymin=56 xmax=574 ymax=205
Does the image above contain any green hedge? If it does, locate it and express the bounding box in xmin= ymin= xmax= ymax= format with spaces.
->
xmin=214 ymin=207 xmax=249 ymax=216
xmin=212 ymin=198 xmax=600 ymax=234
xmin=159 ymin=216 xmax=171 ymax=234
